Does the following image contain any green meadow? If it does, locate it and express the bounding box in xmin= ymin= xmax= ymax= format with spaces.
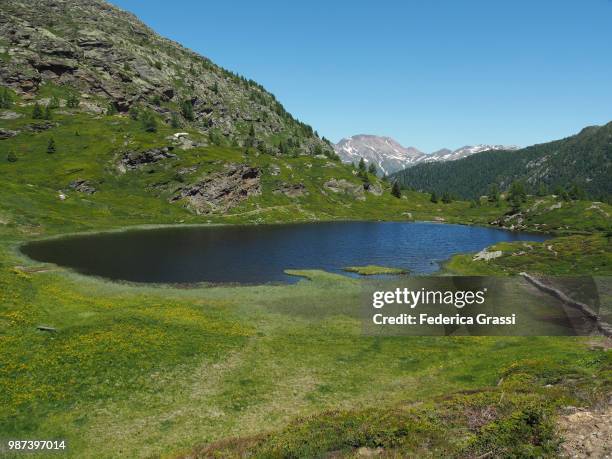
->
xmin=0 ymin=88 xmax=611 ymax=457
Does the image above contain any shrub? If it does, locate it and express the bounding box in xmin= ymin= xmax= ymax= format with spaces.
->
xmin=106 ymin=102 xmax=118 ymax=115
xmin=140 ymin=111 xmax=158 ymax=133
xmin=128 ymin=106 xmax=139 ymax=120
xmin=32 ymin=102 xmax=44 ymax=119
xmin=66 ymin=93 xmax=80 ymax=108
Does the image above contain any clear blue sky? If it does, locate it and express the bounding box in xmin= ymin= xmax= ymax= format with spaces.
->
xmin=110 ymin=0 xmax=612 ymax=152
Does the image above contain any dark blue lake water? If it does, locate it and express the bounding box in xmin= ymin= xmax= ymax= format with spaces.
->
xmin=21 ymin=222 xmax=549 ymax=284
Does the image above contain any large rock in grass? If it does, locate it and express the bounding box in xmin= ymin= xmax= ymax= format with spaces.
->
xmin=324 ymin=178 xmax=365 ymax=200
xmin=118 ymin=147 xmax=176 ymax=172
xmin=171 ymin=164 xmax=261 ymax=214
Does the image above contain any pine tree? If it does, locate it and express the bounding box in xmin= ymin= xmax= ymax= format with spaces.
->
xmin=488 ymin=184 xmax=500 ymax=204
xmin=181 ymin=99 xmax=194 ymax=121
xmin=106 ymin=102 xmax=118 ymax=115
xmin=358 ymin=157 xmax=366 ymax=173
xmin=568 ymin=183 xmax=586 ymax=201
xmin=442 ymin=192 xmax=452 ymax=204
xmin=537 ymin=183 xmax=547 ymax=197
xmin=43 ymin=104 xmax=53 ymax=120
xmin=7 ymin=150 xmax=17 ymax=162
xmin=278 ymin=140 xmax=287 ymax=155
xmin=170 ymin=112 xmax=180 ymax=128
xmin=128 ymin=105 xmax=140 ymax=120
xmin=32 ymin=102 xmax=43 ymax=119
xmin=0 ymin=87 xmax=13 ymax=108
xmin=391 ymin=181 xmax=401 ymax=198
xmin=47 ymin=138 xmax=56 ymax=154
xmin=368 ymin=162 xmax=377 ymax=175
xmin=508 ymin=181 xmax=527 ymax=210
xmin=430 ymin=191 xmax=438 ymax=203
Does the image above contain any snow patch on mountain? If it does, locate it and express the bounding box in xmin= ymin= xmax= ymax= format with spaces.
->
xmin=334 ymin=135 xmax=519 ymax=175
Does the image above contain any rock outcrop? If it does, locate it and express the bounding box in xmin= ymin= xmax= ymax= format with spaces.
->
xmin=324 ymin=179 xmax=365 ymax=200
xmin=0 ymin=128 xmax=18 ymax=139
xmin=273 ymin=183 xmax=308 ymax=198
xmin=68 ymin=179 xmax=96 ymax=194
xmin=119 ymin=147 xmax=176 ymax=172
xmin=171 ymin=164 xmax=261 ymax=214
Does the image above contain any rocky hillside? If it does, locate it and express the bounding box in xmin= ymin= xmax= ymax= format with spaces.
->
xmin=334 ymin=134 xmax=517 ymax=175
xmin=0 ymin=0 xmax=332 ymax=155
xmin=392 ymin=123 xmax=612 ymax=200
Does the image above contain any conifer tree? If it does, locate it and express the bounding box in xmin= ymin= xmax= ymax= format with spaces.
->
xmin=47 ymin=138 xmax=56 ymax=154
xmin=488 ymin=184 xmax=500 ymax=204
xmin=358 ymin=157 xmax=366 ymax=173
xmin=106 ymin=102 xmax=118 ymax=115
xmin=129 ymin=105 xmax=139 ymax=120
xmin=32 ymin=102 xmax=43 ymax=119
xmin=170 ymin=112 xmax=180 ymax=128
xmin=391 ymin=181 xmax=401 ymax=198
xmin=181 ymin=99 xmax=194 ymax=121
xmin=0 ymin=87 xmax=12 ymax=108
xmin=508 ymin=181 xmax=527 ymax=210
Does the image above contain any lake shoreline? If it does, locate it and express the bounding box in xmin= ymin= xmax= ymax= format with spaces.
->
xmin=18 ymin=221 xmax=550 ymax=285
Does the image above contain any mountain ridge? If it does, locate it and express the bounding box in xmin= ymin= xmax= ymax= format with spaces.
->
xmin=0 ymin=0 xmax=332 ymax=155
xmin=391 ymin=122 xmax=612 ymax=200
xmin=334 ymin=134 xmax=518 ymax=175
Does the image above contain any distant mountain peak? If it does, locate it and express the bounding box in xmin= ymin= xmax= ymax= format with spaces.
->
xmin=334 ymin=135 xmax=425 ymax=175
xmin=333 ymin=135 xmax=519 ymax=175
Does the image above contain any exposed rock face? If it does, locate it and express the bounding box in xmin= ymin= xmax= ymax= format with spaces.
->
xmin=68 ymin=179 xmax=96 ymax=194
xmin=274 ymin=183 xmax=308 ymax=198
xmin=119 ymin=147 xmax=176 ymax=172
xmin=0 ymin=0 xmax=331 ymax=153
xmin=324 ymin=179 xmax=365 ymax=200
xmin=24 ymin=121 xmax=57 ymax=132
xmin=473 ymin=249 xmax=503 ymax=261
xmin=0 ymin=128 xmax=18 ymax=139
xmin=0 ymin=110 xmax=22 ymax=120
xmin=171 ymin=164 xmax=261 ymax=214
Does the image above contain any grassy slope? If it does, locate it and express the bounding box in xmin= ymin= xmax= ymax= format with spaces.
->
xmin=1 ymin=90 xmax=611 ymax=457
xmin=445 ymin=234 xmax=612 ymax=276
xmin=1 ymin=259 xmax=610 ymax=458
